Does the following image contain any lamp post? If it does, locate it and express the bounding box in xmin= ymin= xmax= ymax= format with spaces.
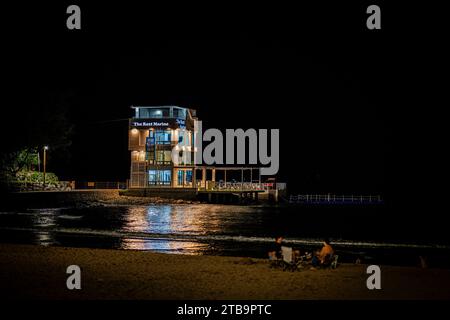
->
xmin=43 ymin=145 xmax=48 ymax=188
xmin=37 ymin=151 xmax=41 ymax=173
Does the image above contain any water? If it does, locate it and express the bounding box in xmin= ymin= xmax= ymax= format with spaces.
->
xmin=1 ymin=204 xmax=449 ymax=267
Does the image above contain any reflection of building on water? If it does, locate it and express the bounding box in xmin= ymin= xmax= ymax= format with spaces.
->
xmin=123 ymin=205 xmax=215 ymax=236
xmin=121 ymin=238 xmax=209 ymax=254
xmin=122 ymin=205 xmax=210 ymax=253
xmin=128 ymin=106 xmax=285 ymax=201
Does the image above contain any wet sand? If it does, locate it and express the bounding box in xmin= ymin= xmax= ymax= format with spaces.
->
xmin=1 ymin=244 xmax=449 ymax=300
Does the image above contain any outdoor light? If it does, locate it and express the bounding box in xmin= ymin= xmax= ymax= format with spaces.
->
xmin=43 ymin=145 xmax=49 ymax=187
xmin=131 ymin=128 xmax=138 ymax=135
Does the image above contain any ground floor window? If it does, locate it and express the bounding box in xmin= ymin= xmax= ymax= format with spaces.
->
xmin=186 ymin=170 xmax=192 ymax=183
xmin=148 ymin=169 xmax=171 ymax=186
xmin=176 ymin=169 xmax=193 ymax=186
xmin=177 ymin=170 xmax=184 ymax=186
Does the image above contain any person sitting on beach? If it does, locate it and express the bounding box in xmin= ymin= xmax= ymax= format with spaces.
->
xmin=311 ymin=238 xmax=334 ymax=269
xmin=268 ymin=236 xmax=283 ymax=260
xmin=293 ymin=249 xmax=301 ymax=262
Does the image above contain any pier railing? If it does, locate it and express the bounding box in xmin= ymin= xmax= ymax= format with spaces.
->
xmin=200 ymin=181 xmax=266 ymax=191
xmin=75 ymin=181 xmax=128 ymax=190
xmin=289 ymin=194 xmax=383 ymax=204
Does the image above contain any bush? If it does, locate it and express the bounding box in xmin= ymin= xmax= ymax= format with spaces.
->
xmin=16 ymin=170 xmax=59 ymax=185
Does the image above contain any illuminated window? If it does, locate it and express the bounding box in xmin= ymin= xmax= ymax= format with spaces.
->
xmin=177 ymin=170 xmax=184 ymax=186
xmin=149 ymin=130 xmax=171 ymax=145
xmin=149 ymin=170 xmax=171 ymax=186
xmin=173 ymin=108 xmax=186 ymax=119
xmin=139 ymin=108 xmax=170 ymax=118
xmin=186 ymin=170 xmax=192 ymax=183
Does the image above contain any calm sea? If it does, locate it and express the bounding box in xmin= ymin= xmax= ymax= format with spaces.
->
xmin=1 ymin=204 xmax=449 ymax=267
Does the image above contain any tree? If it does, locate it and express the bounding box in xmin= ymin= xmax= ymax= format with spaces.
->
xmin=0 ymin=91 xmax=74 ymax=187
xmin=0 ymin=148 xmax=38 ymax=177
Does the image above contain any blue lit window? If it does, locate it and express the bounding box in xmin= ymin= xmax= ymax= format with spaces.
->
xmin=149 ymin=170 xmax=171 ymax=186
xmin=186 ymin=170 xmax=192 ymax=183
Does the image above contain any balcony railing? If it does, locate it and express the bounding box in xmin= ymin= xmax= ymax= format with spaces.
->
xmin=198 ymin=181 xmax=265 ymax=191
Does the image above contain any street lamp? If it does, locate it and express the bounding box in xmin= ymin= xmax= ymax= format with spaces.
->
xmin=37 ymin=151 xmax=41 ymax=173
xmin=43 ymin=145 xmax=49 ymax=188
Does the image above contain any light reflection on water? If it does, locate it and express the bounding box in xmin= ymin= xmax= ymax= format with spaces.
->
xmin=2 ymin=204 xmax=450 ymax=266
xmin=121 ymin=205 xmax=211 ymax=252
xmin=121 ymin=237 xmax=209 ymax=254
xmin=0 ymin=204 xmax=270 ymax=255
xmin=31 ymin=210 xmax=57 ymax=228
xmin=32 ymin=209 xmax=57 ymax=246
xmin=116 ymin=204 xmax=255 ymax=253
xmin=122 ymin=205 xmax=230 ymax=236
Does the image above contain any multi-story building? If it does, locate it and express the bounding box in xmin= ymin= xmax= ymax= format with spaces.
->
xmin=128 ymin=106 xmax=197 ymax=188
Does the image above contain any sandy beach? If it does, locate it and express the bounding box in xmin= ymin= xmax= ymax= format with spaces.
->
xmin=1 ymin=244 xmax=449 ymax=300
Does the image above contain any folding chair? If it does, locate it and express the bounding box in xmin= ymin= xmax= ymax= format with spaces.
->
xmin=281 ymin=246 xmax=299 ymax=272
xmin=330 ymin=254 xmax=339 ymax=269
xmin=321 ymin=253 xmax=339 ymax=269
xmin=269 ymin=246 xmax=304 ymax=271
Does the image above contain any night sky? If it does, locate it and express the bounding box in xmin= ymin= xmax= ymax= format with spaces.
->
xmin=3 ymin=2 xmax=442 ymax=203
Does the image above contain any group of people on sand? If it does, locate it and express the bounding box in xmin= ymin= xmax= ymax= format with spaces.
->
xmin=268 ymin=236 xmax=334 ymax=270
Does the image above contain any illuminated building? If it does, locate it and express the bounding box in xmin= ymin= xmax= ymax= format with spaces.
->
xmin=128 ymin=106 xmax=197 ymax=188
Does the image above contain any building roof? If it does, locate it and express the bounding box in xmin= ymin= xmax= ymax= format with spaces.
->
xmin=131 ymin=105 xmax=193 ymax=110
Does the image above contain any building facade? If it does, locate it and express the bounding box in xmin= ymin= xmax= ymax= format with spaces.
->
xmin=128 ymin=106 xmax=197 ymax=188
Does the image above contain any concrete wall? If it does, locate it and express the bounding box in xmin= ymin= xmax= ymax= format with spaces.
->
xmin=120 ymin=188 xmax=198 ymax=200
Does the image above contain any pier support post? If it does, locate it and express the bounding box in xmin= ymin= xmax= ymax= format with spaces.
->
xmin=202 ymin=167 xmax=206 ymax=189
xmin=171 ymin=168 xmax=176 ymax=187
xmin=224 ymin=170 xmax=227 ymax=188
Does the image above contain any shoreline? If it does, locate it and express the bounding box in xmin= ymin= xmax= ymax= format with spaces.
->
xmin=1 ymin=190 xmax=205 ymax=210
xmin=1 ymin=244 xmax=449 ymax=300
xmin=2 ymin=189 xmax=276 ymax=210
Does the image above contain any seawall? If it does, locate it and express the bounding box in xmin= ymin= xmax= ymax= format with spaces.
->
xmin=120 ymin=188 xmax=198 ymax=200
